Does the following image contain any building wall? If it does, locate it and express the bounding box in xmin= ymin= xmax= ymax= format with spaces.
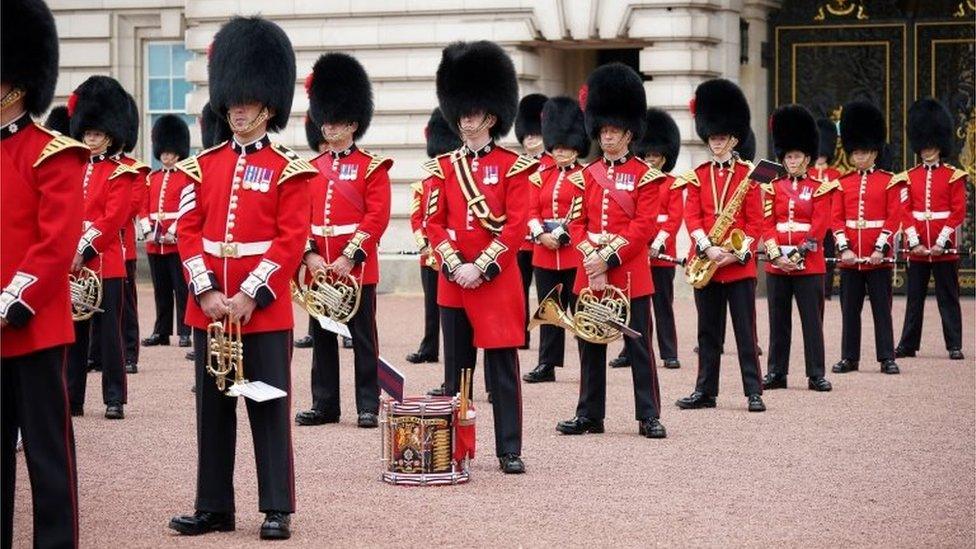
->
xmin=49 ymin=0 xmax=781 ymax=293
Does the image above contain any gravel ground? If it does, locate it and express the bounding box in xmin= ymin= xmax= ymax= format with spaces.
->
xmin=12 ymin=285 xmax=975 ymax=548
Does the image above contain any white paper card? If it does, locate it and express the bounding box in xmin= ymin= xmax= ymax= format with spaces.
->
xmin=315 ymin=315 xmax=352 ymax=338
xmin=228 ymin=381 xmax=287 ymax=402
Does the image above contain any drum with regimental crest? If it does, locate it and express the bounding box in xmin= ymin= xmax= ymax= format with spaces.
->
xmin=380 ymin=395 xmax=474 ymax=486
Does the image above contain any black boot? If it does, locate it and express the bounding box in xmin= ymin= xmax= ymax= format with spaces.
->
xmin=555 ymin=416 xmax=604 ymax=435
xmin=880 ymin=360 xmax=900 ymax=375
xmin=169 ymin=511 xmax=235 ymax=536
xmin=662 ymin=359 xmax=680 ymax=369
xmin=762 ymin=372 xmax=787 ymax=390
xmin=949 ymin=349 xmax=965 ymax=360
xmin=405 ymin=351 xmax=438 ymax=364
xmin=141 ymin=333 xmax=168 ymax=346
xmin=293 ymin=335 xmax=313 ymax=349
xmin=747 ymin=394 xmax=766 ymax=412
xmin=609 ymin=354 xmax=630 ymax=369
xmin=498 ymin=454 xmax=525 ymax=474
xmin=808 ymin=376 xmax=832 ymax=391
xmin=178 ymin=335 xmax=191 ymax=347
xmin=832 ymin=359 xmax=858 ymax=373
xmin=894 ymin=346 xmax=915 ymax=358
xmin=675 ymin=392 xmax=716 ymax=409
xmin=522 ymin=363 xmax=555 ymax=383
xmin=638 ymin=418 xmax=667 ymax=438
xmin=295 ymin=409 xmax=339 ymax=426
xmin=260 ymin=512 xmax=291 ymax=540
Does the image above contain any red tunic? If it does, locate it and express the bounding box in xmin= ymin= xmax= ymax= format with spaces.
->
xmin=425 ymin=143 xmax=536 ymax=348
xmin=116 ymin=154 xmax=150 ymax=261
xmin=831 ymin=168 xmax=905 ymax=271
xmin=568 ymin=155 xmax=665 ymax=298
xmin=307 ymin=146 xmax=392 ymax=286
xmin=520 ymin=152 xmax=555 ymax=252
xmin=760 ymin=175 xmax=838 ymax=276
xmin=78 ymin=155 xmax=137 ymax=279
xmin=899 ymin=163 xmax=968 ymax=263
xmin=649 ymin=173 xmax=684 ymax=268
xmin=140 ymin=167 xmax=194 ymax=255
xmin=1 ymin=119 xmax=87 ymax=357
xmin=409 ymin=176 xmax=439 ymax=269
xmin=680 ymin=158 xmax=763 ymax=284
xmin=176 ymin=136 xmax=315 ymax=334
xmin=528 ymin=162 xmax=584 ymax=271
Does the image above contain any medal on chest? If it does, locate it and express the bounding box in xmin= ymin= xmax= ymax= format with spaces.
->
xmin=482 ymin=165 xmax=499 ymax=185
xmin=339 ymin=163 xmax=359 ymax=181
xmin=242 ymin=165 xmax=273 ymax=193
xmin=614 ymin=172 xmax=635 ymax=191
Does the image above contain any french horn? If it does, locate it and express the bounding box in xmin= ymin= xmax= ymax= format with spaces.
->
xmin=69 ymin=267 xmax=103 ymax=321
xmin=290 ymin=264 xmax=361 ymax=324
xmin=528 ymin=283 xmax=636 ymax=345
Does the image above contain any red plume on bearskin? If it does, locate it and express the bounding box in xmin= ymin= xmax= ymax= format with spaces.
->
xmin=67 ymin=92 xmax=78 ymax=117
xmin=688 ymin=97 xmax=696 ymax=116
xmin=304 ymin=72 xmax=314 ymax=95
xmin=578 ymin=84 xmax=589 ymax=111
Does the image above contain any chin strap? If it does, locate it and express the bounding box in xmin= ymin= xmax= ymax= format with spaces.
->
xmin=0 ymin=88 xmax=25 ymax=112
xmin=228 ymin=107 xmax=270 ymax=136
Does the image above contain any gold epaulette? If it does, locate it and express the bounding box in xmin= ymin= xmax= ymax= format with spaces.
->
xmin=129 ymin=157 xmax=151 ymax=173
xmin=360 ymin=148 xmax=393 ymax=178
xmin=175 ymin=156 xmax=202 ymax=183
xmin=813 ymin=178 xmax=841 ymax=197
xmin=271 ymin=143 xmax=318 ymax=184
xmin=759 ymin=182 xmax=775 ymax=195
xmin=672 ymin=170 xmax=699 ymax=189
xmin=528 ymin=171 xmax=543 ymax=187
xmin=638 ymin=166 xmax=665 ymax=187
xmin=568 ymin=170 xmax=586 ymax=190
xmin=409 ymin=181 xmax=423 ymax=195
xmin=736 ymin=157 xmax=755 ymax=170
xmin=32 ymin=127 xmax=88 ymax=168
xmin=409 ymin=181 xmax=423 ymax=215
xmin=886 ymin=170 xmax=907 ymax=189
xmin=109 ymin=161 xmax=140 ymax=180
xmin=422 ymin=156 xmax=446 ymax=180
xmin=947 ymin=165 xmax=969 ymax=184
xmin=763 ymin=197 xmax=773 ymax=218
xmin=506 ymin=154 xmax=539 ymax=177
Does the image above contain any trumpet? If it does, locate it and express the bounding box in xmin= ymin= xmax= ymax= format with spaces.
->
xmin=207 ymin=317 xmax=245 ymax=393
xmin=69 ymin=267 xmax=103 ymax=321
xmin=291 ymin=264 xmax=361 ymax=324
xmin=528 ymin=283 xmax=639 ymax=344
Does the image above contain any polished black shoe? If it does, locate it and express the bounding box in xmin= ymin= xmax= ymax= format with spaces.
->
xmin=295 ymin=409 xmax=339 ymax=426
xmin=70 ymin=405 xmax=84 ymax=417
xmin=762 ymin=372 xmax=787 ymax=390
xmin=675 ymin=392 xmax=716 ymax=410
xmin=141 ymin=333 xmax=168 ymax=346
xmin=185 ymin=351 xmax=195 ymax=361
xmin=405 ymin=351 xmax=438 ymax=364
xmin=427 ymin=384 xmax=449 ymax=397
xmin=747 ymin=394 xmax=766 ymax=412
xmin=949 ymin=349 xmax=965 ymax=360
xmin=522 ymin=363 xmax=555 ymax=383
xmin=555 ymin=416 xmax=604 ymax=435
xmin=880 ymin=360 xmax=900 ymax=375
xmin=487 ymin=392 xmax=493 ymax=404
xmin=260 ymin=512 xmax=291 ymax=540
xmin=808 ymin=376 xmax=832 ymax=391
xmin=341 ymin=336 xmax=353 ymax=349
xmin=293 ymin=335 xmax=313 ymax=349
xmin=498 ymin=454 xmax=525 ymax=474
xmin=125 ymin=362 xmax=138 ymax=374
xmin=894 ymin=346 xmax=915 ymax=358
xmin=757 ymin=346 xmax=763 ymax=357
xmin=662 ymin=359 xmax=681 ymax=369
xmin=609 ymin=355 xmax=630 ymax=369
xmin=168 ymin=511 xmax=235 ymax=536
xmin=105 ymin=404 xmax=124 ymax=420
xmin=638 ymin=418 xmax=667 ymax=438
xmin=357 ymin=412 xmax=378 ymax=428
xmin=832 ymin=359 xmax=858 ymax=373
xmin=178 ymin=335 xmax=191 ymax=347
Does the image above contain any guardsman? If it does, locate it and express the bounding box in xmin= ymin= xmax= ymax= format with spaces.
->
xmin=895 ymin=98 xmax=967 ymax=360
xmin=43 ymin=104 xmax=70 ymax=134
xmin=675 ymin=79 xmax=766 ymax=413
xmin=425 ymin=40 xmax=533 ymax=474
xmin=555 ymin=63 xmax=667 ymax=438
xmin=65 ymin=75 xmax=138 ymax=420
xmin=168 ymin=17 xmax=314 ymax=540
xmin=294 ymin=113 xmax=328 ymax=350
xmin=1 ymin=1 xmax=85 ymax=546
xmin=522 ymin=96 xmax=589 ymax=383
xmin=408 ymin=108 xmax=461 ymax=370
xmin=760 ymin=105 xmax=835 ymax=392
xmin=294 ymin=53 xmax=392 ymax=429
xmin=138 ymin=115 xmax=193 ymax=351
xmin=812 ymin=118 xmax=843 ymax=300
xmin=831 ymin=101 xmax=905 ymax=375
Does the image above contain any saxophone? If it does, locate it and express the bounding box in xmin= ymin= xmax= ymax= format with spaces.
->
xmin=685 ymin=173 xmax=755 ymax=289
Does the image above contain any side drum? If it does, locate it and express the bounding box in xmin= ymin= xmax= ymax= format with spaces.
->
xmin=380 ymin=396 xmax=471 ymax=486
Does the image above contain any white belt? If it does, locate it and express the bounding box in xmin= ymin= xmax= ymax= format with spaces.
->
xmin=656 ymin=214 xmax=668 ymax=223
xmin=545 ymin=218 xmax=562 ymax=224
xmin=149 ymin=212 xmax=178 ymax=221
xmin=912 ymin=211 xmax=950 ymax=221
xmin=845 ymin=219 xmax=884 ymax=229
xmin=776 ymin=221 xmax=811 ymax=232
xmin=587 ymin=231 xmax=616 ymax=244
xmin=311 ymin=223 xmax=358 ymax=237
xmin=203 ymin=238 xmax=271 ymax=258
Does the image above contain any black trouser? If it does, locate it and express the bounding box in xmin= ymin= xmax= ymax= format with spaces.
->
xmin=766 ymin=274 xmax=826 ymax=378
xmin=576 ymin=295 xmax=661 ymax=420
xmin=2 ymin=346 xmax=78 ymax=549
xmin=193 ymin=328 xmax=294 ymax=514
xmin=533 ymin=266 xmax=576 ymax=367
xmin=897 ymin=260 xmax=963 ymax=352
xmin=418 ymin=265 xmax=439 ymax=358
xmin=693 ymin=279 xmax=763 ymax=397
xmin=68 ymin=278 xmax=126 ymax=407
xmin=308 ymin=284 xmax=379 ymax=416
xmin=651 ymin=266 xmax=679 ymax=360
xmin=517 ymin=250 xmax=533 ymax=346
xmin=148 ymin=252 xmax=190 ymax=339
xmin=441 ymin=306 xmax=522 ymax=456
xmin=123 ymin=259 xmax=139 ymax=364
xmin=823 ymin=232 xmax=836 ymax=296
xmin=839 ymin=268 xmax=895 ymax=362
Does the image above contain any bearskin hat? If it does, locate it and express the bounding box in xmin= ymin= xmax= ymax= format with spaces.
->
xmin=199 ymin=101 xmax=231 ymax=148
xmin=515 ymin=93 xmax=547 ymax=144
xmin=122 ymin=92 xmax=139 ymax=153
xmin=306 ymin=53 xmax=373 ymax=141
xmin=436 ymin=41 xmax=518 ymax=140
xmin=44 ymin=105 xmax=70 ymax=135
xmin=816 ymin=118 xmax=838 ymax=163
xmin=735 ymin=129 xmax=756 ymax=162
xmin=907 ymin=97 xmax=955 ymax=157
xmin=839 ymin=100 xmax=885 ymax=155
xmin=582 ymin=63 xmax=646 ymax=141
xmin=1 ymin=0 xmax=59 ymax=116
xmin=151 ymin=114 xmax=190 ymax=161
xmin=208 ymin=17 xmax=295 ymax=132
xmin=541 ymin=96 xmax=590 ymax=157
xmin=692 ymin=78 xmax=751 ymax=143
xmin=425 ymin=108 xmax=461 ymax=158
xmin=305 ymin=112 xmax=324 ymax=153
xmin=770 ymin=104 xmax=818 ymax=162
xmin=633 ymin=108 xmax=680 ymax=172
xmin=68 ymin=76 xmax=131 ymax=155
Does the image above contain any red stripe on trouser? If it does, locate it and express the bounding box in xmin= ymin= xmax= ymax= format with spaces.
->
xmin=117 ymin=293 xmax=127 ymax=401
xmin=514 ymin=352 xmax=522 ymax=427
xmin=644 ymin=306 xmax=661 ymax=416
xmin=287 ymin=331 xmax=296 ymax=509
xmin=58 ymin=348 xmax=80 ymax=548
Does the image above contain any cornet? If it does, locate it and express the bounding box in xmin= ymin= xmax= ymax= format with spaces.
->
xmin=69 ymin=267 xmax=103 ymax=321
xmin=207 ymin=318 xmax=245 ymax=393
xmin=528 ymin=283 xmax=639 ymax=344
